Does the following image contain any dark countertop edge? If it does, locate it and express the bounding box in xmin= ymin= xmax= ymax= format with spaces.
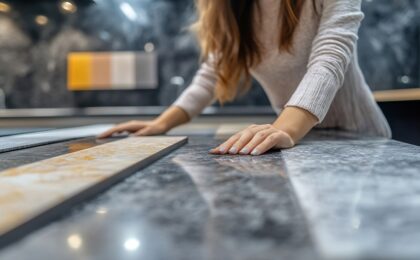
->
xmin=0 ymin=106 xmax=276 ymax=119
xmin=1 ymin=100 xmax=418 ymax=119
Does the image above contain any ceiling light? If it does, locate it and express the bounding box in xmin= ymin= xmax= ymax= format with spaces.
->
xmin=0 ymin=2 xmax=11 ymax=13
xmin=35 ymin=15 xmax=49 ymax=26
xmin=60 ymin=0 xmax=77 ymax=14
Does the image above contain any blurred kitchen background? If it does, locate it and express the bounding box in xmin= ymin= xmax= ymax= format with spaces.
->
xmin=0 ymin=0 xmax=419 ymax=144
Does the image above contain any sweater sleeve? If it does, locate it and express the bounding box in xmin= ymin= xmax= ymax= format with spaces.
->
xmin=285 ymin=0 xmax=364 ymax=122
xmin=173 ymin=56 xmax=218 ymax=119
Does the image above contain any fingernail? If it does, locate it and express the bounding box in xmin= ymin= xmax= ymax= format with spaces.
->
xmin=239 ymin=148 xmax=249 ymax=155
xmin=251 ymin=149 xmax=260 ymax=156
xmin=219 ymin=146 xmax=227 ymax=153
xmin=229 ymin=147 xmax=238 ymax=154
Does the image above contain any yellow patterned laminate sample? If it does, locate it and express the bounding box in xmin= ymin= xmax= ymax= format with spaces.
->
xmin=0 ymin=136 xmax=187 ymax=236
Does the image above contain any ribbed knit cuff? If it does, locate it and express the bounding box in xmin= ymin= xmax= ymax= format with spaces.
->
xmin=285 ymin=66 xmax=341 ymax=123
xmin=173 ymin=87 xmax=215 ymax=119
xmin=173 ymin=93 xmax=201 ymax=119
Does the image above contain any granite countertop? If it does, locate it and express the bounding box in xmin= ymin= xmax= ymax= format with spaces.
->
xmin=0 ymin=129 xmax=419 ymax=260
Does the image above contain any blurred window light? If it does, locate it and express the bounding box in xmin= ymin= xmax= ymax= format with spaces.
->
xmin=0 ymin=2 xmax=11 ymax=13
xmin=67 ymin=234 xmax=83 ymax=250
xmin=96 ymin=207 xmax=108 ymax=214
xmin=400 ymin=75 xmax=411 ymax=84
xmin=170 ymin=76 xmax=185 ymax=86
xmin=124 ymin=238 xmax=140 ymax=251
xmin=144 ymin=42 xmax=155 ymax=53
xmin=120 ymin=2 xmax=137 ymax=21
xmin=35 ymin=15 xmax=49 ymax=26
xmin=59 ymin=0 xmax=77 ymax=14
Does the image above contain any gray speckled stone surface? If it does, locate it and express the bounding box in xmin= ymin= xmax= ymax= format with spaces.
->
xmin=284 ymin=136 xmax=420 ymax=260
xmin=0 ymin=135 xmax=315 ymax=260
xmin=0 ymin=130 xmax=419 ymax=260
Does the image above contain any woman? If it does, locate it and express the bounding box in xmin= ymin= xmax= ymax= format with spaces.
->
xmin=99 ymin=0 xmax=391 ymax=156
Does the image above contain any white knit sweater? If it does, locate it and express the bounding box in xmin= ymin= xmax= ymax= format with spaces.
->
xmin=173 ymin=0 xmax=392 ymax=138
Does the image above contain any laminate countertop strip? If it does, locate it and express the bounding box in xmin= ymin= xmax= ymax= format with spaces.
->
xmin=0 ymin=125 xmax=113 ymax=153
xmin=0 ymin=136 xmax=187 ymax=246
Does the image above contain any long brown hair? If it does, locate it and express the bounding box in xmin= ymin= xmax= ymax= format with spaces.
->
xmin=193 ymin=0 xmax=305 ymax=103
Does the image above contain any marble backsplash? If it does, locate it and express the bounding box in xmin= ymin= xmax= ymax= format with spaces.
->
xmin=0 ymin=0 xmax=418 ymax=108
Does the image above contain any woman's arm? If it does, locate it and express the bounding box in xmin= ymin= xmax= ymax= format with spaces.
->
xmin=272 ymin=106 xmax=318 ymax=143
xmin=211 ymin=0 xmax=364 ymax=155
xmin=98 ymin=57 xmax=218 ymax=138
xmin=285 ymin=0 xmax=364 ymax=122
xmin=173 ymin=55 xmax=218 ymax=119
xmin=97 ymin=106 xmax=189 ymax=138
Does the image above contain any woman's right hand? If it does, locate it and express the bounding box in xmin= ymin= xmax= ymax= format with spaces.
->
xmin=97 ymin=120 xmax=168 ymax=139
xmin=98 ymin=106 xmax=190 ymax=139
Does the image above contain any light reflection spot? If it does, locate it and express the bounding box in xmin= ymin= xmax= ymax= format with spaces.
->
xmin=96 ymin=207 xmax=108 ymax=214
xmin=124 ymin=238 xmax=140 ymax=251
xmin=67 ymin=234 xmax=83 ymax=250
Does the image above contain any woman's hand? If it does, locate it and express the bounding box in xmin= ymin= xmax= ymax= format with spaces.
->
xmin=98 ymin=106 xmax=191 ymax=139
xmin=209 ymin=124 xmax=295 ymax=156
xmin=97 ymin=120 xmax=168 ymax=139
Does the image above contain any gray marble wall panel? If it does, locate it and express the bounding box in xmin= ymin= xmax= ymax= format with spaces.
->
xmin=0 ymin=0 xmax=418 ymax=108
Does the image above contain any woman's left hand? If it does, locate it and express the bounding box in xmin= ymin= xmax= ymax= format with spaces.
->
xmin=209 ymin=124 xmax=295 ymax=156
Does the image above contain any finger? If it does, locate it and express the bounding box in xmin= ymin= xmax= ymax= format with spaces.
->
xmin=211 ymin=133 xmax=241 ymax=154
xmin=239 ymin=128 xmax=276 ymax=155
xmin=251 ymin=133 xmax=282 ymax=156
xmin=98 ymin=124 xmax=134 ymax=139
xmin=98 ymin=122 xmax=146 ymax=138
xmin=231 ymin=125 xmax=271 ymax=154
xmin=208 ymin=148 xmax=219 ymax=154
xmin=97 ymin=126 xmax=118 ymax=139
xmin=228 ymin=125 xmax=270 ymax=154
xmin=210 ymin=124 xmax=271 ymax=154
xmin=227 ymin=131 xmax=253 ymax=154
xmin=210 ymin=139 xmax=238 ymax=154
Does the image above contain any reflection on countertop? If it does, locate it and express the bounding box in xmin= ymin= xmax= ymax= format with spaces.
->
xmin=284 ymin=136 xmax=420 ymax=259
xmin=0 ymin=130 xmax=418 ymax=260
